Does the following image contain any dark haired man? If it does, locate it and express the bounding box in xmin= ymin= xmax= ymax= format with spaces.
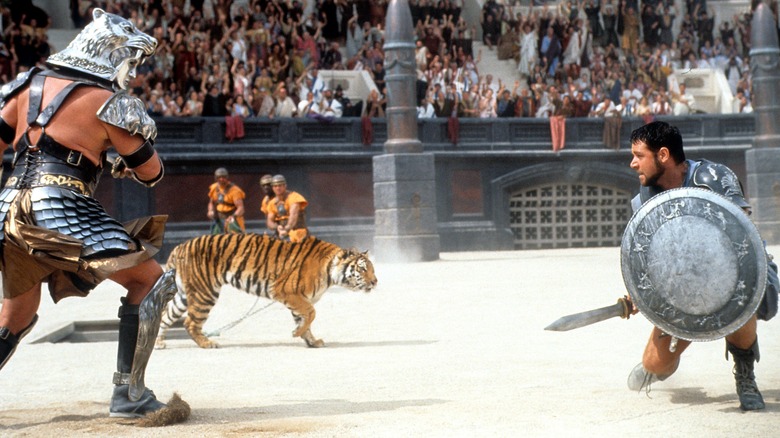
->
xmin=626 ymin=121 xmax=778 ymax=411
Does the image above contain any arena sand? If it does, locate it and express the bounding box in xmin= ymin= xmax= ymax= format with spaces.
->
xmin=2 ymin=247 xmax=780 ymax=437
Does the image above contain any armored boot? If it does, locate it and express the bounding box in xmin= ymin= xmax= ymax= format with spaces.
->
xmin=727 ymin=339 xmax=765 ymax=411
xmin=110 ymin=270 xmax=178 ymax=418
xmin=109 ymin=298 xmax=166 ymax=417
xmin=0 ymin=314 xmax=38 ymax=371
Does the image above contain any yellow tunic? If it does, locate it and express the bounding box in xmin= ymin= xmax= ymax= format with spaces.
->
xmin=208 ymin=182 xmax=246 ymax=232
xmin=268 ymin=191 xmax=308 ymax=242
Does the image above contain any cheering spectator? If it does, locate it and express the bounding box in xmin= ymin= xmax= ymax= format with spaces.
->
xmin=202 ymin=83 xmax=229 ymax=117
xmin=541 ymin=26 xmax=561 ymax=76
xmin=496 ymin=81 xmax=520 ymax=118
xmin=651 ymin=92 xmax=672 ymax=115
xmin=182 ymin=90 xmax=204 ymax=117
xmin=251 ymin=86 xmax=275 ymax=118
xmin=621 ymin=4 xmax=640 ymax=56
xmin=232 ymin=95 xmax=252 ymax=118
xmin=314 ymin=88 xmax=343 ymax=118
xmin=733 ymin=89 xmax=753 ymax=113
xmin=274 ymin=86 xmax=298 ymax=118
xmin=364 ymin=88 xmax=386 ymax=117
xmin=298 ymin=90 xmax=318 ymax=118
xmin=321 ymin=41 xmax=343 ymax=69
xmin=417 ymin=95 xmax=437 ymax=118
xmin=518 ymin=22 xmax=538 ymax=78
xmin=672 ymin=83 xmax=696 ymax=115
xmin=478 ymin=88 xmax=497 ymax=118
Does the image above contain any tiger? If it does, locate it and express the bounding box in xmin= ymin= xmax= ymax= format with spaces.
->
xmin=155 ymin=233 xmax=377 ymax=349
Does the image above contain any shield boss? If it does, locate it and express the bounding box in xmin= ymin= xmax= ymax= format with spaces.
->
xmin=621 ymin=187 xmax=767 ymax=341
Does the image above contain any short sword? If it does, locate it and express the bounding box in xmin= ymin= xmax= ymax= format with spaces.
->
xmin=544 ymin=297 xmax=633 ymax=331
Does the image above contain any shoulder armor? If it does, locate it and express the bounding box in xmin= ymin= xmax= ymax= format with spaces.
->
xmin=97 ymin=91 xmax=157 ymax=141
xmin=631 ymin=193 xmax=642 ymax=212
xmin=691 ymin=159 xmax=750 ymax=209
xmin=0 ymin=68 xmax=40 ymax=109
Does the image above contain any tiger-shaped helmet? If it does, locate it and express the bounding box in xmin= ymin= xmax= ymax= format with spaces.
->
xmin=47 ymin=8 xmax=157 ymax=90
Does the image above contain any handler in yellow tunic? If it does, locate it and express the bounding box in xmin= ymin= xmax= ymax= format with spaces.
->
xmin=266 ymin=174 xmax=308 ymax=242
xmin=207 ymin=168 xmax=246 ymax=233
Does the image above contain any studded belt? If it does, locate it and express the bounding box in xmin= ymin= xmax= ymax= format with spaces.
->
xmin=7 ymin=135 xmax=101 ymax=197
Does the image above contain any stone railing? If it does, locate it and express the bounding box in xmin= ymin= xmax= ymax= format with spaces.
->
xmin=153 ymin=114 xmax=755 ymax=159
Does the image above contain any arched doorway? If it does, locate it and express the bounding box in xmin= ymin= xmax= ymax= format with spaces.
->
xmin=509 ymin=183 xmax=633 ymax=249
xmin=492 ymin=162 xmax=638 ymax=250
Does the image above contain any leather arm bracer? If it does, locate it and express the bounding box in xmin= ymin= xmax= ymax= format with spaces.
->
xmin=110 ymin=149 xmax=164 ymax=187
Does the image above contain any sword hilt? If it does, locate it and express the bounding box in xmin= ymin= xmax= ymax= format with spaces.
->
xmin=618 ymin=296 xmax=634 ymax=319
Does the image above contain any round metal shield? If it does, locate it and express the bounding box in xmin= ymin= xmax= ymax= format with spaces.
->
xmin=620 ymin=187 xmax=767 ymax=341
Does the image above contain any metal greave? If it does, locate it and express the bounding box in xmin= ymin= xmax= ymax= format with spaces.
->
xmin=128 ymin=269 xmax=177 ymax=401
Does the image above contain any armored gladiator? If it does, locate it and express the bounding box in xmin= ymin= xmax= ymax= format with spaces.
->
xmin=547 ymin=121 xmax=779 ymax=412
xmin=0 ymin=9 xmax=188 ymax=424
xmin=624 ymin=121 xmax=779 ymax=411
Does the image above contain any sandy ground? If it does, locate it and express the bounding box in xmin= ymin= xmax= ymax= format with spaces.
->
xmin=1 ymin=246 xmax=780 ymax=437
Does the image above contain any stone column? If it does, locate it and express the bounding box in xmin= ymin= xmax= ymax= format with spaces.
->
xmin=746 ymin=3 xmax=780 ymax=243
xmin=373 ymin=0 xmax=440 ymax=262
xmin=382 ymin=0 xmax=422 ymax=154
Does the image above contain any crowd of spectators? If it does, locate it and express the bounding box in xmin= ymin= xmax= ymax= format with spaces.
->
xmin=416 ymin=0 xmax=756 ymax=121
xmin=1 ymin=0 xmax=390 ymax=120
xmin=0 ymin=0 xmax=759 ymax=124
xmin=0 ymin=1 xmax=53 ymax=83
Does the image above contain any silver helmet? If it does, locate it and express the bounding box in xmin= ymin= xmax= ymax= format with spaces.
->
xmin=214 ymin=167 xmax=229 ymax=179
xmin=259 ymin=174 xmax=273 ymax=186
xmin=47 ymin=8 xmax=157 ymax=90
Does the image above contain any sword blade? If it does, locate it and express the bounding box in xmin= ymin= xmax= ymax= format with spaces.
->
xmin=544 ymin=301 xmax=628 ymax=332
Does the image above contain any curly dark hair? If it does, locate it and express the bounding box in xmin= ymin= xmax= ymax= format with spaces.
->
xmin=629 ymin=121 xmax=686 ymax=163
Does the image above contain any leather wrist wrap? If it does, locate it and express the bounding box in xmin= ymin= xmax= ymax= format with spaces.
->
xmin=120 ymin=139 xmax=155 ymax=168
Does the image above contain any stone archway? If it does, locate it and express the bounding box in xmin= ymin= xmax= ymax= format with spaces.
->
xmin=492 ymin=162 xmax=638 ymax=250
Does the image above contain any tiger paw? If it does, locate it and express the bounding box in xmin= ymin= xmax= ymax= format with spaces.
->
xmin=298 ymin=328 xmax=322 ymax=346
xmin=304 ymin=338 xmax=325 ymax=348
xmin=194 ymin=337 xmax=219 ymax=349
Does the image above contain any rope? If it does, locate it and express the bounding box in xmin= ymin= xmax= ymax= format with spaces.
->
xmin=203 ymin=297 xmax=276 ymax=337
